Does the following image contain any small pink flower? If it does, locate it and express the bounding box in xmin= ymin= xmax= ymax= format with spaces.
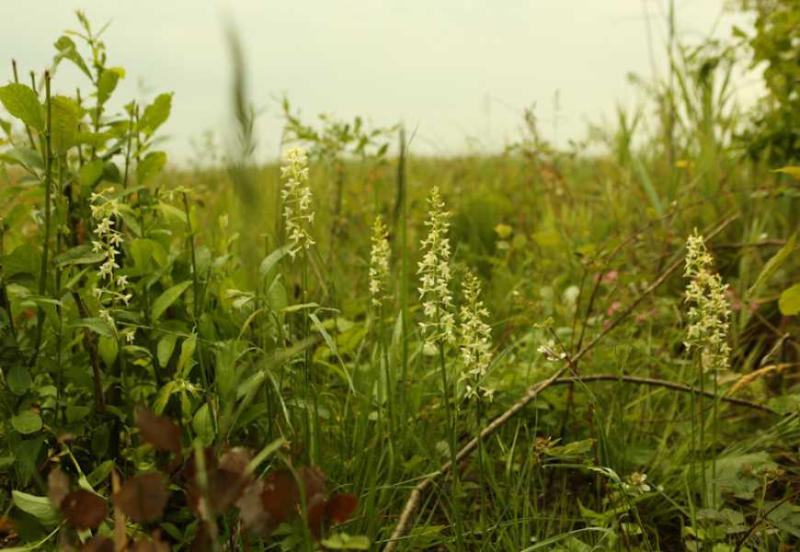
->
xmin=602 ymin=271 xmax=618 ymax=284
xmin=606 ymin=301 xmax=622 ymax=317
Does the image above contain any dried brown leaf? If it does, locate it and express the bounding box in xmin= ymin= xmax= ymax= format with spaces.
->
xmin=61 ymin=490 xmax=108 ymax=530
xmin=113 ymin=473 xmax=169 ymax=524
xmin=48 ymin=467 xmax=70 ymax=509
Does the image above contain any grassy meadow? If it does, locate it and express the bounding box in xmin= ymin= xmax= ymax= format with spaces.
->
xmin=1 ymin=7 xmax=799 ymax=552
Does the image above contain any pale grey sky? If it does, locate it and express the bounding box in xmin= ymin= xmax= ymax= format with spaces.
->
xmin=1 ymin=1 xmax=756 ymax=164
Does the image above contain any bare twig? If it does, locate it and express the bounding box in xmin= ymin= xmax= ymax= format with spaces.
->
xmin=551 ymin=374 xmax=776 ymax=415
xmin=382 ymin=215 xmax=737 ymax=551
xmin=733 ymin=491 xmax=800 ymax=552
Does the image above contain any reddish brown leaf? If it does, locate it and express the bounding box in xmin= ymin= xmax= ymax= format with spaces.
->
xmin=113 ymin=473 xmax=169 ymax=524
xmin=61 ymin=490 xmax=108 ymax=530
xmin=189 ymin=523 xmax=209 ymax=552
xmin=180 ymin=447 xmax=217 ymax=484
xmin=47 ymin=467 xmax=70 ymax=509
xmin=306 ymin=494 xmax=357 ymax=539
xmin=136 ymin=408 xmax=182 ymax=460
xmin=297 ymin=466 xmax=326 ymax=505
xmin=82 ymin=536 xmax=114 ymax=552
xmin=324 ymin=494 xmax=358 ymax=525
xmin=260 ymin=469 xmax=297 ymax=527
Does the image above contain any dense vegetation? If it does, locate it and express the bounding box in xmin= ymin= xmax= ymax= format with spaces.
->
xmin=1 ymin=6 xmax=798 ymax=552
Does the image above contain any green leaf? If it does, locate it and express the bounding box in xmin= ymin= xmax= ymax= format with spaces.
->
xmin=177 ymin=333 xmax=197 ymax=377
xmin=54 ymin=35 xmax=92 ymax=79
xmin=157 ymin=333 xmax=179 ymax=367
xmin=54 ymin=244 xmax=106 ymax=267
xmin=773 ymin=166 xmax=800 ymax=179
xmin=259 ymin=244 xmax=292 ymax=283
xmin=11 ymin=410 xmax=43 ymax=434
xmin=51 ymin=96 xmax=80 ymax=154
xmin=130 ymin=238 xmax=167 ymax=271
xmin=779 ymin=283 xmax=800 ymax=316
xmin=0 ymin=147 xmax=44 ymax=172
xmin=136 ymin=151 xmax=167 ymax=183
xmin=152 ymin=281 xmax=192 ymax=322
xmin=0 ymin=83 xmax=44 ymax=131
xmin=321 ymin=533 xmax=371 ymax=550
xmin=99 ymin=335 xmax=119 ymax=366
xmin=153 ymin=381 xmax=178 ymax=415
xmin=11 ymin=438 xmax=43 ymax=486
xmin=139 ymin=93 xmax=173 ymax=135
xmin=192 ymin=403 xmax=215 ymax=445
xmin=79 ymin=159 xmax=105 ymax=187
xmin=71 ymin=317 xmax=114 ymax=338
xmin=87 ymin=460 xmax=115 ymax=488
xmin=8 ymin=365 xmax=32 ymax=396
xmin=12 ymin=490 xmax=60 ymax=525
xmin=97 ymin=67 xmax=124 ymax=105
xmin=748 ymin=235 xmax=796 ymax=298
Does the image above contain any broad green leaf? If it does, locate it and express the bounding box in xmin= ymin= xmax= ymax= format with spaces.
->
xmin=215 ymin=340 xmax=242 ymax=401
xmin=54 ymin=35 xmax=92 ymax=79
xmin=152 ymin=281 xmax=192 ymax=322
xmin=76 ymin=131 xmax=112 ymax=148
xmin=779 ymin=283 xmax=800 ymax=316
xmin=11 ymin=438 xmax=43 ymax=486
xmin=79 ymin=158 xmax=105 ymax=187
xmin=87 ymin=460 xmax=115 ymax=488
xmin=129 ymin=238 xmax=167 ymax=270
xmin=98 ymin=335 xmax=119 ymax=366
xmin=192 ymin=403 xmax=215 ymax=445
xmin=54 ymin=244 xmax=105 ymax=267
xmin=71 ymin=317 xmax=114 ymax=338
xmin=153 ymin=381 xmax=178 ymax=415
xmin=8 ymin=365 xmax=32 ymax=396
xmin=0 ymin=147 xmax=44 ymax=172
xmin=97 ymin=67 xmax=124 ymax=105
xmin=748 ymin=235 xmax=796 ymax=298
xmin=177 ymin=333 xmax=197 ymax=377
xmin=0 ymin=83 xmax=44 ymax=131
xmin=157 ymin=333 xmax=179 ymax=367
xmin=158 ymin=202 xmax=188 ymax=225
xmin=3 ymin=244 xmax=40 ymax=279
xmin=51 ymin=95 xmax=80 ymax=154
xmin=12 ymin=490 xmax=60 ymax=525
xmin=137 ymin=151 xmax=167 ymax=183
xmin=139 ymin=93 xmax=173 ymax=135
xmin=259 ymin=244 xmax=292 ymax=282
xmin=11 ymin=410 xmax=43 ymax=434
xmin=773 ymin=166 xmax=800 ymax=179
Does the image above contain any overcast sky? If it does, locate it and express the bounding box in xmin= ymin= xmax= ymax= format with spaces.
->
xmin=1 ymin=1 xmax=757 ymax=164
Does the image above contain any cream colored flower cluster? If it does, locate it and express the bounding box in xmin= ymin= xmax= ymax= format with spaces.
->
xmin=417 ymin=187 xmax=456 ymax=346
xmin=684 ymin=230 xmax=732 ymax=373
xmin=90 ymin=191 xmax=134 ymax=343
xmin=459 ymin=272 xmax=494 ymax=401
xmin=281 ymin=146 xmax=315 ymax=259
xmin=369 ymin=215 xmax=391 ymax=308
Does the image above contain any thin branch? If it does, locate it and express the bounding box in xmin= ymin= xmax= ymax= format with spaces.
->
xmin=382 ymin=215 xmax=738 ymax=551
xmin=551 ymin=374 xmax=776 ymax=415
xmin=733 ymin=491 xmax=800 ymax=552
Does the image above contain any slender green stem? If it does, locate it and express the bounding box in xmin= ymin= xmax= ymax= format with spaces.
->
xmin=438 ymin=340 xmax=463 ymax=551
xmin=30 ymin=71 xmax=53 ymax=368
